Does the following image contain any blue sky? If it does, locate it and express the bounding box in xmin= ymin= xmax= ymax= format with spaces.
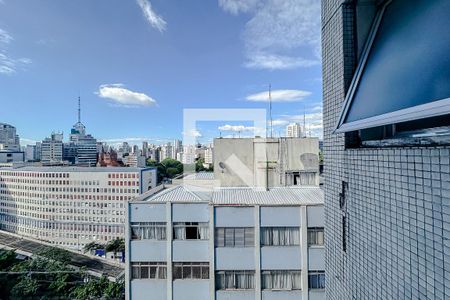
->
xmin=0 ymin=0 xmax=322 ymax=146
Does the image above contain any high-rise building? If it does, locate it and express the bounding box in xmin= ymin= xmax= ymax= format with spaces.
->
xmin=142 ymin=142 xmax=149 ymax=158
xmin=0 ymin=123 xmax=20 ymax=151
xmin=322 ymin=1 xmax=449 ymax=299
xmin=181 ymin=145 xmax=196 ymax=164
xmin=0 ymin=166 xmax=157 ymax=250
xmin=69 ymin=98 xmax=97 ymax=166
xmin=204 ymin=147 xmax=213 ymax=165
xmin=214 ymin=138 xmax=320 ymax=188
xmin=41 ymin=132 xmax=63 ymax=164
xmin=125 ymin=184 xmax=325 ymax=300
xmin=160 ymin=143 xmax=173 ymax=161
xmin=286 ymin=123 xmax=303 ymax=138
xmin=25 ymin=144 xmax=38 ymax=161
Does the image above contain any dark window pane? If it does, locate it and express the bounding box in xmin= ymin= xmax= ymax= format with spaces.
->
xmin=140 ymin=266 xmax=149 ymax=279
xmin=201 ymin=266 xmax=209 ymax=279
xmin=341 ymin=0 xmax=450 ymax=129
xmin=192 ymin=266 xmax=201 ymax=279
xmin=183 ymin=266 xmax=192 ymax=279
xmin=173 ymin=266 xmax=182 ymax=279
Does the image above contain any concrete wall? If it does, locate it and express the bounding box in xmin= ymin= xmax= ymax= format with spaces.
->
xmin=260 ymin=206 xmax=301 ymax=226
xmin=215 ymin=207 xmax=254 ymax=227
xmin=173 ymin=280 xmax=209 ymax=300
xmin=130 ymin=203 xmax=166 ymax=222
xmin=261 ymin=247 xmax=301 ymax=269
xmin=214 ymin=138 xmax=319 ymax=188
xmin=262 ymin=291 xmax=302 ymax=300
xmin=306 ymin=206 xmax=324 ymax=227
xmin=130 ymin=280 xmax=167 ymax=300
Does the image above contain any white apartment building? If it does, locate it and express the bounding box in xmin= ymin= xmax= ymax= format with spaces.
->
xmin=0 ymin=166 xmax=156 ymax=250
xmin=126 ymin=185 xmax=325 ymax=300
xmin=181 ymin=145 xmax=196 ymax=165
xmin=286 ymin=123 xmax=303 ymax=138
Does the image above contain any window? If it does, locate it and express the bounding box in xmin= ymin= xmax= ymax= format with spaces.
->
xmin=173 ymin=222 xmax=209 ymax=240
xmin=262 ymin=270 xmax=301 ymax=290
xmin=308 ymin=227 xmax=324 ymax=246
xmin=173 ymin=262 xmax=209 ymax=279
xmin=336 ymin=0 xmax=450 ymax=133
xmin=131 ymin=222 xmax=166 ymax=240
xmin=215 ymin=227 xmax=254 ymax=247
xmin=308 ymin=271 xmax=325 ymax=289
xmin=131 ymin=262 xmax=167 ymax=279
xmin=215 ymin=271 xmax=255 ymax=290
xmin=261 ymin=227 xmax=300 ymax=246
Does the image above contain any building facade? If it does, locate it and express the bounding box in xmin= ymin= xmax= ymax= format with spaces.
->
xmin=126 ymin=185 xmax=325 ymax=300
xmin=41 ymin=133 xmax=63 ymax=164
xmin=0 ymin=166 xmax=156 ymax=250
xmin=286 ymin=123 xmax=303 ymax=138
xmin=0 ymin=123 xmax=20 ymax=151
xmin=214 ymin=138 xmax=320 ymax=188
xmin=323 ymin=0 xmax=449 ymax=299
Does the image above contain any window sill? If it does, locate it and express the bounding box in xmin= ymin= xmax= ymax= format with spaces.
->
xmin=308 ymin=245 xmax=324 ymax=249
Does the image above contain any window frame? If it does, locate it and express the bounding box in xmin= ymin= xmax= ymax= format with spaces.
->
xmin=307 ymin=227 xmax=324 ymax=247
xmin=131 ymin=262 xmax=167 ymax=280
xmin=215 ymin=270 xmax=255 ymax=291
xmin=172 ymin=262 xmax=209 ymax=280
xmin=130 ymin=222 xmax=167 ymax=240
xmin=215 ymin=227 xmax=255 ymax=248
xmin=335 ymin=0 xmax=450 ymax=133
xmin=260 ymin=226 xmax=300 ymax=246
xmin=308 ymin=270 xmax=325 ymax=290
xmin=261 ymin=270 xmax=302 ymax=291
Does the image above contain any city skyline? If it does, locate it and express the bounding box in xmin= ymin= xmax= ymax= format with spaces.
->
xmin=0 ymin=0 xmax=323 ymax=145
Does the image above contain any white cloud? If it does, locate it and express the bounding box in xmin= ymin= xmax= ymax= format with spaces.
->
xmin=271 ymin=119 xmax=289 ymax=126
xmin=0 ymin=29 xmax=12 ymax=44
xmin=182 ymin=129 xmax=202 ymax=138
xmin=246 ymin=89 xmax=311 ymax=102
xmin=20 ymin=138 xmax=39 ymax=145
xmin=218 ymin=0 xmax=260 ymax=15
xmin=245 ymin=53 xmax=319 ymax=70
xmin=97 ymin=84 xmax=157 ymax=107
xmin=218 ymin=124 xmax=256 ymax=132
xmin=219 ymin=0 xmax=321 ymax=70
xmin=0 ymin=29 xmax=32 ymax=75
xmin=136 ymin=0 xmax=167 ymax=32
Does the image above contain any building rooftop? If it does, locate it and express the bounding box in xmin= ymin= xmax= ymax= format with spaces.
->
xmin=0 ymin=166 xmax=155 ymax=172
xmin=135 ymin=184 xmax=323 ymax=206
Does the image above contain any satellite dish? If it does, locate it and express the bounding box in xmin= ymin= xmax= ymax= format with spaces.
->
xmin=218 ymin=162 xmax=225 ymax=169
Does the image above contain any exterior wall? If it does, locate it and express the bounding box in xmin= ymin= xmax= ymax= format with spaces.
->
xmin=0 ymin=151 xmax=24 ymax=164
xmin=126 ymin=202 xmax=325 ymax=299
xmin=214 ymin=138 xmax=320 ymax=188
xmin=131 ymin=280 xmax=167 ymax=300
xmin=0 ymin=167 xmax=156 ymax=250
xmin=322 ymin=1 xmax=450 ymax=299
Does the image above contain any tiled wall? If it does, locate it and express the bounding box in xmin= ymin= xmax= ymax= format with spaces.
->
xmin=322 ymin=1 xmax=450 ymax=299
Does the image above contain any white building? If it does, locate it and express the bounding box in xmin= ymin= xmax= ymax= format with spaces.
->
xmin=126 ymin=185 xmax=325 ymax=300
xmin=204 ymin=147 xmax=213 ymax=165
xmin=181 ymin=145 xmax=196 ymax=165
xmin=0 ymin=166 xmax=157 ymax=250
xmin=41 ymin=133 xmax=63 ymax=164
xmin=0 ymin=123 xmax=20 ymax=151
xmin=286 ymin=123 xmax=303 ymax=138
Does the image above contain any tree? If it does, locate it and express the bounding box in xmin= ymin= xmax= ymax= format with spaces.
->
xmin=83 ymin=242 xmax=104 ymax=254
xmin=146 ymin=158 xmax=183 ymax=182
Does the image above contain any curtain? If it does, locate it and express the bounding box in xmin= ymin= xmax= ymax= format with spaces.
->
xmin=131 ymin=223 xmax=166 ymax=240
xmin=261 ymin=227 xmax=300 ymax=246
xmin=198 ymin=226 xmax=209 ymax=240
xmin=173 ymin=227 xmax=186 ymax=240
xmin=262 ymin=271 xmax=301 ymax=290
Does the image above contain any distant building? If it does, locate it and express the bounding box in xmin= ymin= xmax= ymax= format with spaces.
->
xmin=182 ymin=145 xmax=196 ymax=164
xmin=142 ymin=142 xmax=149 ymax=158
xmin=68 ymin=98 xmax=98 ymax=166
xmin=0 ymin=166 xmax=157 ymax=250
xmin=286 ymin=123 xmax=303 ymax=138
xmin=125 ymin=184 xmax=325 ymax=300
xmin=41 ymin=132 xmax=63 ymax=164
xmin=214 ymin=137 xmax=320 ymax=188
xmin=25 ymin=145 xmax=38 ymax=161
xmin=97 ymin=149 xmax=122 ymax=167
xmin=0 ymin=123 xmax=20 ymax=151
xmin=160 ymin=143 xmax=173 ymax=161
xmin=204 ymin=147 xmax=213 ymax=165
xmin=0 ymin=151 xmax=24 ymax=165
